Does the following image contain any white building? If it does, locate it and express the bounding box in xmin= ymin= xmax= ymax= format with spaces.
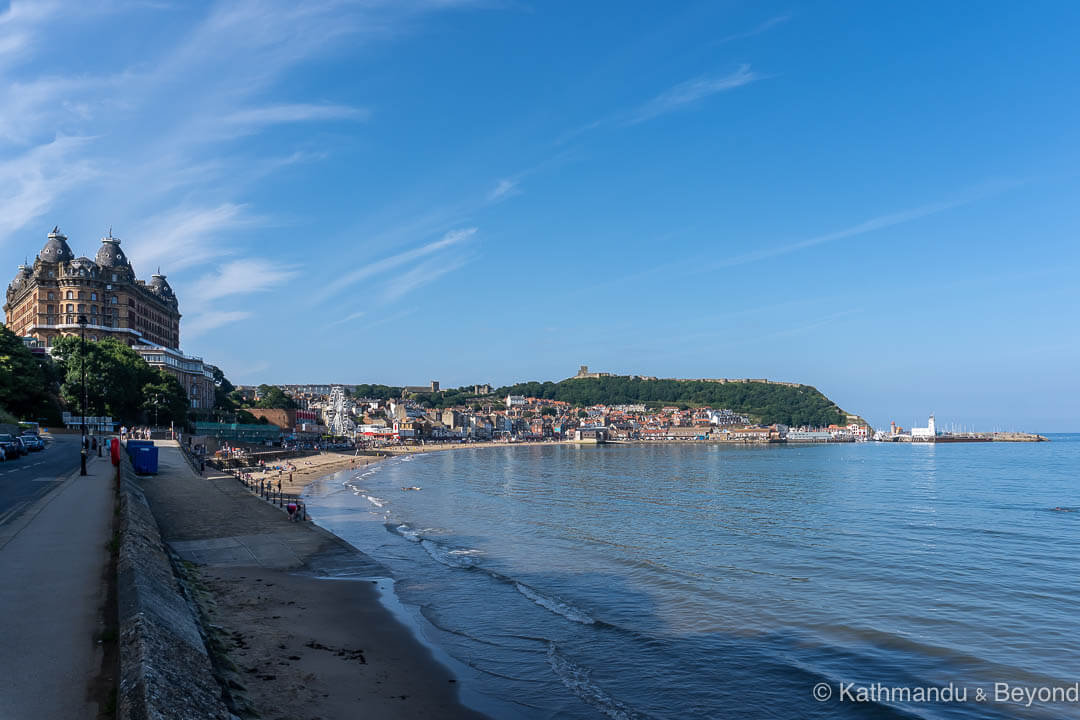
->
xmin=506 ymin=395 xmax=526 ymax=409
xmin=911 ymin=414 xmax=937 ymax=440
xmin=847 ymin=423 xmax=869 ymax=439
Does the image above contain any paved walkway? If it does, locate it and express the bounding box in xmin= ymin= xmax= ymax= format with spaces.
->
xmin=0 ymin=453 xmax=113 ymax=719
xmin=141 ymin=442 xmax=383 ymax=576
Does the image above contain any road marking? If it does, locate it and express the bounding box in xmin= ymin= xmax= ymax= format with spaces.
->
xmin=0 ymin=501 xmax=29 ymax=527
xmin=32 ymin=477 xmax=62 ymax=482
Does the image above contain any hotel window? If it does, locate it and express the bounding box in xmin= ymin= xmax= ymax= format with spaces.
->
xmin=112 ymin=273 xmax=117 ymax=281
xmin=66 ymin=290 xmax=73 ymax=299
xmin=111 ymin=297 xmax=118 ymax=304
xmin=91 ymin=306 xmax=98 ymax=314
xmin=48 ymin=291 xmax=55 ymax=300
xmin=66 ymin=303 xmax=74 ymax=312
xmin=78 ymin=304 xmax=85 ymax=312
xmin=91 ymin=292 xmax=97 ymax=301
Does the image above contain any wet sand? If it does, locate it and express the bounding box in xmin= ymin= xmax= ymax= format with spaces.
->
xmin=140 ymin=442 xmax=488 ymax=720
xmin=199 ymin=566 xmax=486 ymax=720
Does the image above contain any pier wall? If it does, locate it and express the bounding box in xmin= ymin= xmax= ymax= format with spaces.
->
xmin=116 ymin=456 xmax=230 ymax=720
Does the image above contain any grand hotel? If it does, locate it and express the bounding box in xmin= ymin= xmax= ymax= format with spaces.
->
xmin=4 ymin=227 xmax=215 ymax=410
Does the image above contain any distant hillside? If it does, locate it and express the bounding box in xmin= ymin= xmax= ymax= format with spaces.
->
xmin=494 ymin=376 xmax=848 ymax=428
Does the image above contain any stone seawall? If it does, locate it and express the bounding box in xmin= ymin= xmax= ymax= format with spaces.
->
xmin=116 ymin=455 xmax=230 ymax=720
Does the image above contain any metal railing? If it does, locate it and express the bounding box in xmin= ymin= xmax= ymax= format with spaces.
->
xmin=183 ymin=445 xmax=308 ymax=521
xmin=230 ymin=469 xmax=307 ymax=521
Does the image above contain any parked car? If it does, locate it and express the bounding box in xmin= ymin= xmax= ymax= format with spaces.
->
xmin=20 ymin=432 xmax=44 ymax=451
xmin=0 ymin=434 xmax=19 ymax=460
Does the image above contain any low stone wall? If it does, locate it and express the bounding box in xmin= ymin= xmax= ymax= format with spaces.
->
xmin=116 ymin=457 xmax=230 ymax=720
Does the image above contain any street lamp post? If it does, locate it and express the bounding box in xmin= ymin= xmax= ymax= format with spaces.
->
xmin=78 ymin=315 xmax=88 ymax=476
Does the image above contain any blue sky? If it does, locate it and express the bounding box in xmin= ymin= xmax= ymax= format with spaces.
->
xmin=1 ymin=1 xmax=1078 ymax=430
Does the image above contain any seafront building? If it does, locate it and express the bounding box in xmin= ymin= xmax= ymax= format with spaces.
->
xmin=231 ymin=382 xmax=870 ymax=447
xmin=4 ymin=228 xmax=180 ymax=348
xmin=132 ymin=344 xmax=217 ymax=411
xmin=4 ymin=225 xmax=220 ymax=413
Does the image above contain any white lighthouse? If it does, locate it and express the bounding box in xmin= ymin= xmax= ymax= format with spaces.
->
xmin=912 ymin=413 xmax=937 ymax=441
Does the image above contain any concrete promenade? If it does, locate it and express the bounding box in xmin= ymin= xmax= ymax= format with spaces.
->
xmin=0 ymin=448 xmax=114 ymax=719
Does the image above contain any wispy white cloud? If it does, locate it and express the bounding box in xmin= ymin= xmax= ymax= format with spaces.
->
xmin=707 ymin=182 xmax=1020 ymax=270
xmin=487 ymin=178 xmax=520 ymax=202
xmin=222 ymin=103 xmax=369 ymax=130
xmin=183 ymin=309 xmax=253 ymax=338
xmin=379 ymin=254 xmax=469 ymax=303
xmin=0 ymin=0 xmax=473 ymax=255
xmin=627 ymin=64 xmax=760 ymax=125
xmin=126 ymin=203 xmax=264 ymax=273
xmin=188 ymin=258 xmax=299 ymax=305
xmin=715 ymin=14 xmax=792 ymax=45
xmin=0 ymin=136 xmax=98 ymax=243
xmin=327 ymin=310 xmax=366 ymax=328
xmin=311 ymin=227 xmax=477 ymax=305
xmin=553 ymin=64 xmax=763 ymax=144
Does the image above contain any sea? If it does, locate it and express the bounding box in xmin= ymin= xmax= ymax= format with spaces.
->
xmin=304 ymin=435 xmax=1080 ymax=720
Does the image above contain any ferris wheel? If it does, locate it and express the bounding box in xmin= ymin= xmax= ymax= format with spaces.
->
xmin=326 ymin=386 xmax=355 ymax=437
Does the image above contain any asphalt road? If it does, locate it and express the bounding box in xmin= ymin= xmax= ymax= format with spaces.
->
xmin=0 ymin=434 xmax=85 ymax=526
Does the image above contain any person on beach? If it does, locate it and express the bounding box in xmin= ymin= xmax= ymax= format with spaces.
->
xmin=286 ymin=501 xmax=298 ymax=521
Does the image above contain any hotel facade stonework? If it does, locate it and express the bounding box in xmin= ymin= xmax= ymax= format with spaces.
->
xmin=4 ymin=227 xmax=216 ymax=411
xmin=5 ymin=227 xmax=180 ymax=348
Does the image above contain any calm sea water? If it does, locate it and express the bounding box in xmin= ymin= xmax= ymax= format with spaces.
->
xmin=304 ymin=435 xmax=1080 ymax=719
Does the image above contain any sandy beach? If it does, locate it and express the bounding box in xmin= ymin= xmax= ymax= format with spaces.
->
xmin=140 ymin=443 xmax=488 ymax=720
xmin=241 ymin=441 xmax=571 ymax=498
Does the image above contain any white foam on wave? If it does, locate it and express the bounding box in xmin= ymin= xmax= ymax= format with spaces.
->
xmin=421 ymin=539 xmax=480 ymax=568
xmin=395 ymin=524 xmax=422 ymax=542
xmin=547 ymin=644 xmax=650 ymax=720
xmin=365 ymin=495 xmax=385 ymax=508
xmin=515 ymin=583 xmax=595 ymax=625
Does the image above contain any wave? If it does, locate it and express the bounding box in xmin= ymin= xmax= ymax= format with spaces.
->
xmin=421 ymin=539 xmax=482 ymax=569
xmin=365 ymin=495 xmax=385 ymax=508
xmin=394 ymin=524 xmax=422 ymax=542
xmin=515 ymin=583 xmax=595 ymax=625
xmin=547 ymin=644 xmax=653 ymax=720
xmin=383 ymin=524 xmax=602 ymax=628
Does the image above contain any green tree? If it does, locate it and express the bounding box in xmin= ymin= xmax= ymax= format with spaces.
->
xmin=141 ymin=371 xmax=190 ymax=427
xmin=0 ymin=326 xmax=58 ymax=420
xmin=236 ymin=408 xmax=261 ymax=424
xmin=208 ymin=364 xmax=237 ymax=416
xmin=540 ymin=406 xmax=556 ymax=416
xmin=494 ymin=375 xmax=845 ymax=427
xmin=52 ymin=336 xmax=157 ymax=424
xmin=255 ymin=385 xmax=297 ymax=409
